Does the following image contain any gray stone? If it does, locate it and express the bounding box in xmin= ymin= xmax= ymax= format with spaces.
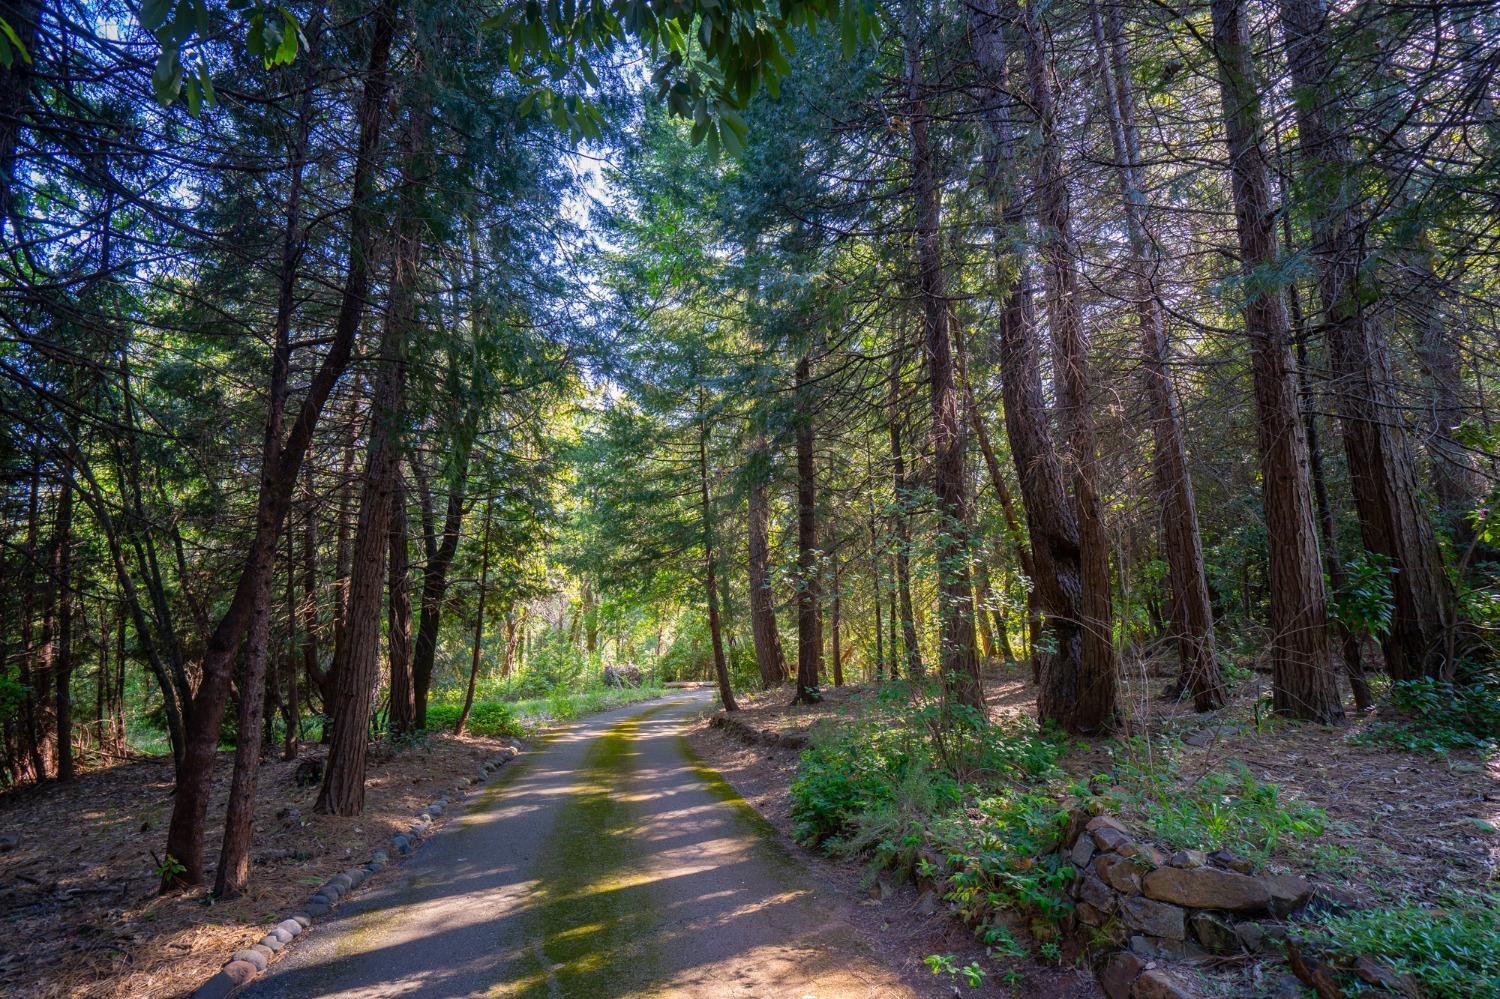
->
xmin=392 ymin=834 xmax=411 ymax=853
xmin=1264 ymin=874 xmax=1313 ymax=916
xmin=331 ymin=873 xmax=353 ymax=892
xmin=1117 ymin=842 xmax=1167 ymax=868
xmin=1070 ymin=835 xmax=1097 ymax=869
xmin=346 ymin=868 xmax=366 ymax=887
xmin=1131 ymin=967 xmax=1205 ymax=999
xmin=232 ymin=949 xmax=268 ymax=972
xmin=429 ymin=802 xmax=445 ymax=816
xmin=1077 ymin=874 xmax=1118 ymax=914
xmin=1209 ymin=849 xmax=1253 ymax=874
xmin=1076 ymin=901 xmax=1107 ymax=926
xmin=224 ymin=960 xmax=260 ymax=984
xmin=1188 ymin=911 xmax=1238 ymax=954
xmin=1120 ymin=896 xmax=1185 ymax=940
xmin=1272 ymin=973 xmax=1303 ymax=999
xmin=305 ymin=901 xmax=330 ymax=918
xmin=1142 ymin=866 xmax=1271 ymax=913
xmin=1233 ymin=920 xmax=1285 ymax=953
xmin=1099 ymin=950 xmax=1144 ymax=999
xmin=371 ymin=849 xmax=389 ymax=864
xmin=251 ymin=944 xmax=275 ymax=962
xmin=1168 ymin=850 xmax=1208 ymax=869
xmin=258 ymin=934 xmax=284 ymax=952
xmin=1095 ymin=854 xmax=1145 ymax=895
xmin=290 ymin=913 xmax=311 ymax=929
xmin=269 ymin=927 xmax=293 ymax=944
xmin=192 ymin=971 xmax=242 ymax=999
xmin=308 ymin=892 xmax=331 ymax=907
xmin=1092 ymin=826 xmax=1131 ymax=852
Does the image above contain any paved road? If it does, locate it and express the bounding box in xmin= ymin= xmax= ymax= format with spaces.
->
xmin=244 ymin=690 xmax=919 ymax=998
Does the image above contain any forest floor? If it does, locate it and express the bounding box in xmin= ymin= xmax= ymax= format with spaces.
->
xmin=0 ymin=686 xmax=670 ymax=999
xmin=691 ymin=661 xmax=1500 ymax=996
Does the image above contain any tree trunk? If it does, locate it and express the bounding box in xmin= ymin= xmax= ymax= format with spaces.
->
xmin=747 ymin=436 xmax=788 ymax=687
xmin=1019 ymin=0 xmax=1116 ymax=728
xmin=1209 ymin=0 xmax=1340 ymax=721
xmin=1275 ymin=0 xmax=1458 ymax=682
xmin=1091 ymin=2 xmax=1222 ymax=711
xmin=793 ymin=355 xmax=823 ymax=704
xmin=388 ymin=473 xmax=415 ymax=734
xmin=457 ymin=499 xmax=493 ymax=736
xmin=830 ymin=548 xmax=844 ymax=687
xmin=699 ymin=394 xmax=739 ymax=712
xmin=905 ymin=5 xmax=982 ymax=711
xmin=53 ymin=461 xmax=75 ymax=782
xmin=968 ymin=0 xmax=1096 ymax=730
xmin=315 ymin=48 xmax=424 ymax=817
xmin=283 ymin=522 xmax=300 ymax=760
xmin=887 ymin=344 xmax=922 ymax=681
xmin=194 ymin=15 xmax=336 ymax=894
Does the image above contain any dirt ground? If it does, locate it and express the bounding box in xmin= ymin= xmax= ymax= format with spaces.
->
xmin=691 ymin=661 xmax=1500 ymax=993
xmin=0 ymin=732 xmax=515 ymax=999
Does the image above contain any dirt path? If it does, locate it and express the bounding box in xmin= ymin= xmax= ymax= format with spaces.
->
xmin=243 ymin=691 xmax=928 ymax=998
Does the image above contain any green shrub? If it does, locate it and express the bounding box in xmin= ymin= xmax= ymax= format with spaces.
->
xmin=789 ymin=691 xmax=1075 ymax=949
xmin=423 ymin=700 xmax=526 ymax=737
xmin=1353 ymin=678 xmax=1500 ymax=755
xmin=1305 ymin=892 xmax=1500 ymax=999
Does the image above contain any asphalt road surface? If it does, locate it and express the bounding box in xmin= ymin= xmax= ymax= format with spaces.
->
xmin=243 ymin=689 xmax=920 ymax=999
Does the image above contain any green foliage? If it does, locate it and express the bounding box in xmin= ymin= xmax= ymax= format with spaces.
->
xmin=933 ymin=789 xmax=1079 ymax=935
xmin=424 ymin=701 xmax=527 ymax=738
xmin=1305 ymin=892 xmax=1500 ymax=999
xmin=790 ymin=692 xmax=1074 ymax=951
xmin=1353 ymin=678 xmax=1500 ymax=754
xmin=923 ymin=954 xmax=986 ymax=989
xmin=1106 ymin=750 xmax=1326 ymax=869
xmin=1329 ymin=550 xmax=1396 ymax=639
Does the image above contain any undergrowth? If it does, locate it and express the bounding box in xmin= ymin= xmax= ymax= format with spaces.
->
xmin=1103 ymin=745 xmax=1327 ymax=869
xmin=1303 ymin=891 xmax=1500 ymax=999
xmin=1352 ymin=677 xmax=1500 ymax=755
xmin=790 ymin=684 xmax=1077 ymax=953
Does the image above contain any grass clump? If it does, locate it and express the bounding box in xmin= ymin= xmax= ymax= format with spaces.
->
xmin=1304 ymin=891 xmax=1500 ymax=999
xmin=1105 ymin=746 xmax=1326 ymax=869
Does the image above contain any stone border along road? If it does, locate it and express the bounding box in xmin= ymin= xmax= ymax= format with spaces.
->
xmin=191 ymin=742 xmax=523 ymax=999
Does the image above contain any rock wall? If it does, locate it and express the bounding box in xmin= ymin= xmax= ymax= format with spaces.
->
xmin=1067 ymin=815 xmax=1312 ymax=999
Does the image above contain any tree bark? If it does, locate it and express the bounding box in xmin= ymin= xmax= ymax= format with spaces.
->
xmin=793 ymin=355 xmax=823 ymax=704
xmin=699 ymin=393 xmax=739 ymax=712
xmin=1209 ymin=0 xmax=1340 ymax=721
xmin=388 ymin=473 xmax=415 ymax=734
xmin=52 ymin=461 xmax=75 ymax=782
xmin=887 ymin=343 xmax=922 ymax=681
xmin=457 ymin=499 xmax=493 ymax=736
xmin=1092 ymin=2 xmax=1222 ymax=711
xmin=201 ymin=14 xmax=331 ymax=893
xmin=315 ymin=46 xmax=425 ymax=816
xmin=747 ymin=436 xmax=788 ymax=687
xmin=968 ymin=0 xmax=1097 ymax=730
xmin=1275 ymin=0 xmax=1458 ymax=682
xmin=905 ymin=4 xmax=982 ymax=711
xmin=1019 ymin=0 xmax=1116 ymax=728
